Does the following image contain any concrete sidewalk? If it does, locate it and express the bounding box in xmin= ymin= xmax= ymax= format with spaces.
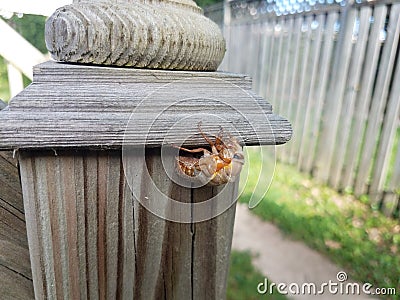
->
xmin=232 ymin=203 xmax=376 ymax=299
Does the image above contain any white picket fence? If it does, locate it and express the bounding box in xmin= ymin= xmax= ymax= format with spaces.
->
xmin=205 ymin=0 xmax=400 ymax=217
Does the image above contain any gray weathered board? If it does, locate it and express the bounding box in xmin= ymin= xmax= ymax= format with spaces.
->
xmin=19 ymin=149 xmax=237 ymax=299
xmin=0 ymin=151 xmax=34 ymax=299
xmin=0 ymin=61 xmax=291 ymax=150
xmin=0 ymin=60 xmax=291 ymax=299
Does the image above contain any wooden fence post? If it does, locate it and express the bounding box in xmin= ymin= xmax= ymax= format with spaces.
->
xmin=0 ymin=104 xmax=34 ymax=299
xmin=0 ymin=0 xmax=291 ymax=299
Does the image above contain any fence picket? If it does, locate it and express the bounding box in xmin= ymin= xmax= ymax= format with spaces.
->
xmin=329 ymin=7 xmax=372 ymax=189
xmin=247 ymin=22 xmax=261 ymax=88
xmin=252 ymin=22 xmax=263 ymax=94
xmin=298 ymin=14 xmax=325 ymax=170
xmin=280 ymin=17 xmax=303 ymax=162
xmin=276 ymin=18 xmax=294 ymax=116
xmin=265 ymin=20 xmax=278 ymax=103
xmin=340 ymin=5 xmax=387 ymax=190
xmin=290 ymin=16 xmax=313 ymax=164
xmin=270 ymin=19 xmax=286 ymax=110
xmin=382 ymin=144 xmax=400 ymax=217
xmin=205 ymin=0 xmax=400 ymax=217
xmin=369 ymin=37 xmax=400 ymax=204
xmin=258 ymin=21 xmax=274 ymax=99
xmin=354 ymin=4 xmax=400 ymax=196
xmin=239 ymin=24 xmax=251 ymax=73
xmin=314 ymin=8 xmax=357 ymax=182
xmin=306 ymin=12 xmax=338 ymax=173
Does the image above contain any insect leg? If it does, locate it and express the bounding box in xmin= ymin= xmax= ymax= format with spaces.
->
xmin=173 ymin=145 xmax=211 ymax=155
xmin=198 ymin=121 xmax=216 ymax=148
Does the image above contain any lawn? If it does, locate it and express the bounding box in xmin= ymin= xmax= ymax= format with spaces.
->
xmin=239 ymin=147 xmax=400 ymax=299
xmin=227 ymin=251 xmax=287 ymax=300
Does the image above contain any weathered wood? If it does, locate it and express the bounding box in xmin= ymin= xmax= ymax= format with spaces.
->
xmin=0 ymin=265 xmax=34 ymax=300
xmin=257 ymin=21 xmax=273 ymax=98
xmin=192 ymin=184 xmax=236 ymax=299
xmin=329 ymin=6 xmax=371 ymax=189
xmin=340 ymin=5 xmax=387 ymax=189
xmin=18 ymin=149 xmax=238 ymax=299
xmin=382 ymin=144 xmax=400 ymax=216
xmin=289 ymin=16 xmax=313 ymax=164
xmin=298 ymin=14 xmax=325 ymax=170
xmin=314 ymin=8 xmax=357 ymax=182
xmin=280 ymin=16 xmax=303 ymax=162
xmin=0 ymin=151 xmax=34 ymax=299
xmin=238 ymin=24 xmax=251 ymax=74
xmin=247 ymin=22 xmax=261 ymax=92
xmin=45 ymin=0 xmax=225 ymax=70
xmin=275 ymin=18 xmax=294 ymax=116
xmin=206 ymin=0 xmax=400 ymax=216
xmin=270 ymin=18 xmax=285 ymax=111
xmin=354 ymin=4 xmax=400 ymax=196
xmin=265 ymin=20 xmax=277 ymax=103
xmin=0 ymin=100 xmax=6 ymax=110
xmin=0 ymin=61 xmax=292 ymax=150
xmin=369 ymin=38 xmax=400 ymax=204
xmin=303 ymin=12 xmax=338 ymax=173
xmin=221 ymin=0 xmax=232 ymax=71
xmin=0 ymin=41 xmax=290 ymax=300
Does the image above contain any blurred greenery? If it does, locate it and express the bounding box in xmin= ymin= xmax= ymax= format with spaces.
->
xmin=3 ymin=14 xmax=47 ymax=53
xmin=0 ymin=15 xmax=46 ymax=101
xmin=0 ymin=57 xmax=10 ymax=101
xmin=195 ymin=0 xmax=222 ymax=8
xmin=228 ymin=250 xmax=287 ymax=300
xmin=240 ymin=148 xmax=400 ymax=299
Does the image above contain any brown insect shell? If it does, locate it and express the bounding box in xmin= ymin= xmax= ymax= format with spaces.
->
xmin=198 ymin=155 xmax=217 ymax=178
xmin=209 ymin=167 xmax=231 ymax=186
xmin=230 ymin=158 xmax=244 ymax=177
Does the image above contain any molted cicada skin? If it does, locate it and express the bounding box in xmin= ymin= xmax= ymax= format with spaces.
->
xmin=175 ymin=123 xmax=244 ymax=186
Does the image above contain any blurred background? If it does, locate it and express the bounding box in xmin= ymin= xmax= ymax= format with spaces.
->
xmin=1 ymin=0 xmax=399 ymax=298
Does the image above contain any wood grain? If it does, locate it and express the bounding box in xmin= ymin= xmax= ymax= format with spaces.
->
xmin=289 ymin=16 xmax=313 ymax=165
xmin=0 ymin=100 xmax=6 ymax=110
xmin=314 ymin=8 xmax=357 ymax=181
xmin=19 ymin=149 xmax=239 ymax=299
xmin=0 ymin=61 xmax=292 ymax=150
xmin=0 ymin=151 xmax=34 ymax=299
xmin=297 ymin=14 xmax=325 ymax=171
xmin=45 ymin=1 xmax=225 ymax=71
xmin=328 ymin=6 xmax=371 ymax=189
xmin=354 ymin=4 xmax=400 ymax=196
xmin=340 ymin=5 xmax=387 ymax=190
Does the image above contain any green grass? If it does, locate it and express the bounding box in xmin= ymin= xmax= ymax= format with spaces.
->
xmin=227 ymin=250 xmax=287 ymax=300
xmin=0 ymin=57 xmax=10 ymax=102
xmin=239 ymin=148 xmax=400 ymax=299
xmin=386 ymin=127 xmax=400 ymax=192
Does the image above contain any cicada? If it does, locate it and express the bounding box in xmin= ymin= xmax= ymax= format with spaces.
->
xmin=175 ymin=123 xmax=245 ymax=186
